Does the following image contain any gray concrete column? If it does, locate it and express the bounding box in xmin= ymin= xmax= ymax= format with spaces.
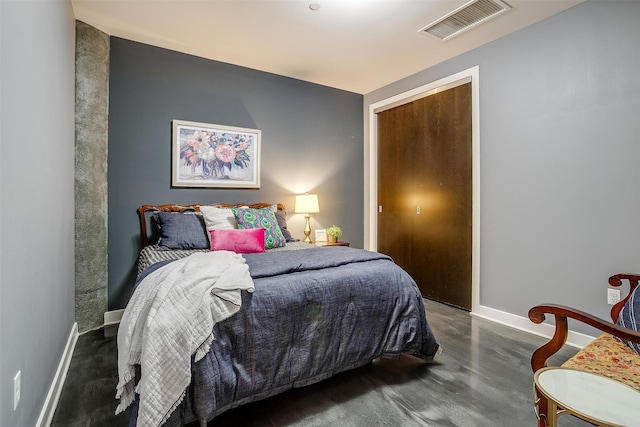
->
xmin=75 ymin=21 xmax=109 ymax=332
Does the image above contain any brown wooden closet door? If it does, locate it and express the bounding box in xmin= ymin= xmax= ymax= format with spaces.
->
xmin=377 ymin=83 xmax=472 ymax=310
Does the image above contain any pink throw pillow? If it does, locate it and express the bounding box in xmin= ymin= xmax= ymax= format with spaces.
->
xmin=208 ymin=228 xmax=266 ymax=254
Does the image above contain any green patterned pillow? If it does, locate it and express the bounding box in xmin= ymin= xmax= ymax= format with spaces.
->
xmin=231 ymin=207 xmax=286 ymax=249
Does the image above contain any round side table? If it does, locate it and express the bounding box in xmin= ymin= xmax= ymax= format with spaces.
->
xmin=533 ymin=367 xmax=640 ymax=427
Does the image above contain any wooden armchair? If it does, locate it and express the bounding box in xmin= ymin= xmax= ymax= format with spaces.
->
xmin=528 ymin=274 xmax=640 ymax=427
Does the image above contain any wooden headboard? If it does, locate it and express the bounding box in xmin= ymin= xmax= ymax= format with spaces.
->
xmin=137 ymin=203 xmax=286 ymax=248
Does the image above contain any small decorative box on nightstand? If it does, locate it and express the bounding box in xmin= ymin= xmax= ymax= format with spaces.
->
xmin=314 ymin=241 xmax=350 ymax=247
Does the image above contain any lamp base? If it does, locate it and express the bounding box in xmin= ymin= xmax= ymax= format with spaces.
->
xmin=303 ymin=214 xmax=312 ymax=243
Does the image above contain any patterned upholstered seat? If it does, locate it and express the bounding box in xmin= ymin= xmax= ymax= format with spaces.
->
xmin=562 ymin=332 xmax=640 ymax=391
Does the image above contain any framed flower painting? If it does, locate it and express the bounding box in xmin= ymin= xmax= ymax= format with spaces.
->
xmin=172 ymin=120 xmax=261 ymax=188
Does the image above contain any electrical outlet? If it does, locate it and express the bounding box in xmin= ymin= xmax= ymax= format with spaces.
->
xmin=607 ymin=288 xmax=621 ymax=305
xmin=13 ymin=370 xmax=21 ymax=411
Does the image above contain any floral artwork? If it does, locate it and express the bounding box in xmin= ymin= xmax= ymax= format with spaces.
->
xmin=172 ymin=120 xmax=260 ymax=188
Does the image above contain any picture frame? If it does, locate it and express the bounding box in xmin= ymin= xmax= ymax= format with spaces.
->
xmin=172 ymin=119 xmax=261 ymax=188
xmin=314 ymin=229 xmax=328 ymax=243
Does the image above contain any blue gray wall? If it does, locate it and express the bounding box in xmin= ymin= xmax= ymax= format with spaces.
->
xmin=365 ymin=0 xmax=640 ymax=331
xmin=0 ymin=1 xmax=76 ymax=425
xmin=108 ymin=38 xmax=364 ymax=309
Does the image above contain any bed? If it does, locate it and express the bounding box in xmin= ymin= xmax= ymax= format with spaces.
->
xmin=117 ymin=203 xmax=441 ymax=426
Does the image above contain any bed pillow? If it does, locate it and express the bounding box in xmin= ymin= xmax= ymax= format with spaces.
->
xmin=208 ymin=228 xmax=265 ymax=254
xmin=616 ymin=284 xmax=640 ymax=354
xmin=272 ymin=207 xmax=296 ymax=242
xmin=232 ymin=207 xmax=286 ymax=249
xmin=199 ymin=206 xmax=238 ymax=230
xmin=153 ymin=212 xmax=209 ymax=250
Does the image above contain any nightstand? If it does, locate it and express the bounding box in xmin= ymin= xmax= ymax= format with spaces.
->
xmin=314 ymin=241 xmax=350 ymax=247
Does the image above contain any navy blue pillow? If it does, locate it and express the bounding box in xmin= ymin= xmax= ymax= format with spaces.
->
xmin=153 ymin=212 xmax=209 ymax=250
xmin=616 ymin=284 xmax=640 ymax=354
xmin=274 ymin=209 xmax=296 ymax=242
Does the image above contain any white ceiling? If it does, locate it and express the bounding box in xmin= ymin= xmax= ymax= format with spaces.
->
xmin=71 ymin=0 xmax=583 ymax=94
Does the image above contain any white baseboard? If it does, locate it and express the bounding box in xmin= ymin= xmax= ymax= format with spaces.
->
xmin=104 ymin=309 xmax=124 ymax=326
xmin=36 ymin=322 xmax=79 ymax=427
xmin=471 ymin=304 xmax=595 ymax=349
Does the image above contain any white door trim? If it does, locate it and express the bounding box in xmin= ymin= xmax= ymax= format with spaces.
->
xmin=366 ymin=65 xmax=481 ymax=313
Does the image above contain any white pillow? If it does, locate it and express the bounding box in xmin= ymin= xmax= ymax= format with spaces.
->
xmin=199 ymin=206 xmax=238 ymax=230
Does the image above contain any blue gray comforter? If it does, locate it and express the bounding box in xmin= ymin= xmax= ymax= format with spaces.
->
xmin=129 ymin=246 xmax=439 ymax=426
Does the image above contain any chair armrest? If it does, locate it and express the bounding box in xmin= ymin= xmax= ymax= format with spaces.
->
xmin=528 ymin=304 xmax=640 ymax=372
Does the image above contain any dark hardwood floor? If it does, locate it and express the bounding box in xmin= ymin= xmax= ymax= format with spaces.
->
xmin=51 ymin=300 xmax=587 ymax=426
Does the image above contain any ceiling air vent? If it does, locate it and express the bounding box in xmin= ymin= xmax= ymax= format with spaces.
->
xmin=419 ymin=0 xmax=512 ymax=42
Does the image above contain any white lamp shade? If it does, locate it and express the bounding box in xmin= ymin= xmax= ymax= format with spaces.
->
xmin=294 ymin=194 xmax=320 ymax=214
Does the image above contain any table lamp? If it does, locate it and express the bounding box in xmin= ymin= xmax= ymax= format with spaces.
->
xmin=294 ymin=193 xmax=320 ymax=243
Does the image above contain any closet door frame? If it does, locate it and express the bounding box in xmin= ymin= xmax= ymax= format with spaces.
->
xmin=366 ymin=66 xmax=481 ymax=314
